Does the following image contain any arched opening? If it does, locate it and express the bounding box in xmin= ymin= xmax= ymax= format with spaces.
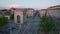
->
xmin=17 ymin=15 xmax=20 ymax=23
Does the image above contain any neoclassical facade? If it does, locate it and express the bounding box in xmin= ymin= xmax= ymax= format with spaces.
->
xmin=14 ymin=9 xmax=24 ymax=24
xmin=11 ymin=8 xmax=34 ymax=25
xmin=39 ymin=9 xmax=46 ymax=17
xmin=27 ymin=8 xmax=34 ymax=17
xmin=11 ymin=8 xmax=26 ymax=24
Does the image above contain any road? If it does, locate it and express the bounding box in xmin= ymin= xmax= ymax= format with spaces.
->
xmin=3 ymin=12 xmax=40 ymax=34
xmin=18 ymin=13 xmax=40 ymax=34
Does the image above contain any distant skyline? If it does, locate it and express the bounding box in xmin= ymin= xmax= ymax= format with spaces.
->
xmin=0 ymin=0 xmax=60 ymax=9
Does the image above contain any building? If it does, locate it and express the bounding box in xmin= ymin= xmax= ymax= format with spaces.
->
xmin=0 ymin=9 xmax=11 ymax=20
xmin=10 ymin=7 xmax=15 ymax=14
xmin=39 ymin=9 xmax=47 ymax=17
xmin=13 ymin=8 xmax=23 ymax=24
xmin=27 ymin=8 xmax=34 ymax=17
xmin=12 ymin=8 xmax=35 ymax=25
xmin=47 ymin=5 xmax=60 ymax=18
xmin=47 ymin=5 xmax=60 ymax=34
xmin=12 ymin=8 xmax=27 ymax=25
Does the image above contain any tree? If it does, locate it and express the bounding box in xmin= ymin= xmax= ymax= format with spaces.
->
xmin=38 ymin=10 xmax=56 ymax=34
xmin=10 ymin=14 xmax=14 ymax=20
xmin=0 ymin=16 xmax=8 ymax=29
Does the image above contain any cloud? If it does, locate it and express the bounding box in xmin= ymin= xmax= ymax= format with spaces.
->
xmin=8 ymin=4 xmax=20 ymax=8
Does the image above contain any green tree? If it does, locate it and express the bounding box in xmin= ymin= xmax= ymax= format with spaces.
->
xmin=0 ymin=16 xmax=8 ymax=29
xmin=39 ymin=15 xmax=56 ymax=34
xmin=10 ymin=14 xmax=14 ymax=20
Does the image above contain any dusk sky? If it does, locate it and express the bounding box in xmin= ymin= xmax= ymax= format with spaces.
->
xmin=0 ymin=0 xmax=60 ymax=9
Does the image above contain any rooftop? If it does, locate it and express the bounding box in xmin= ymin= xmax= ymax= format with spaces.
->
xmin=47 ymin=5 xmax=60 ymax=10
